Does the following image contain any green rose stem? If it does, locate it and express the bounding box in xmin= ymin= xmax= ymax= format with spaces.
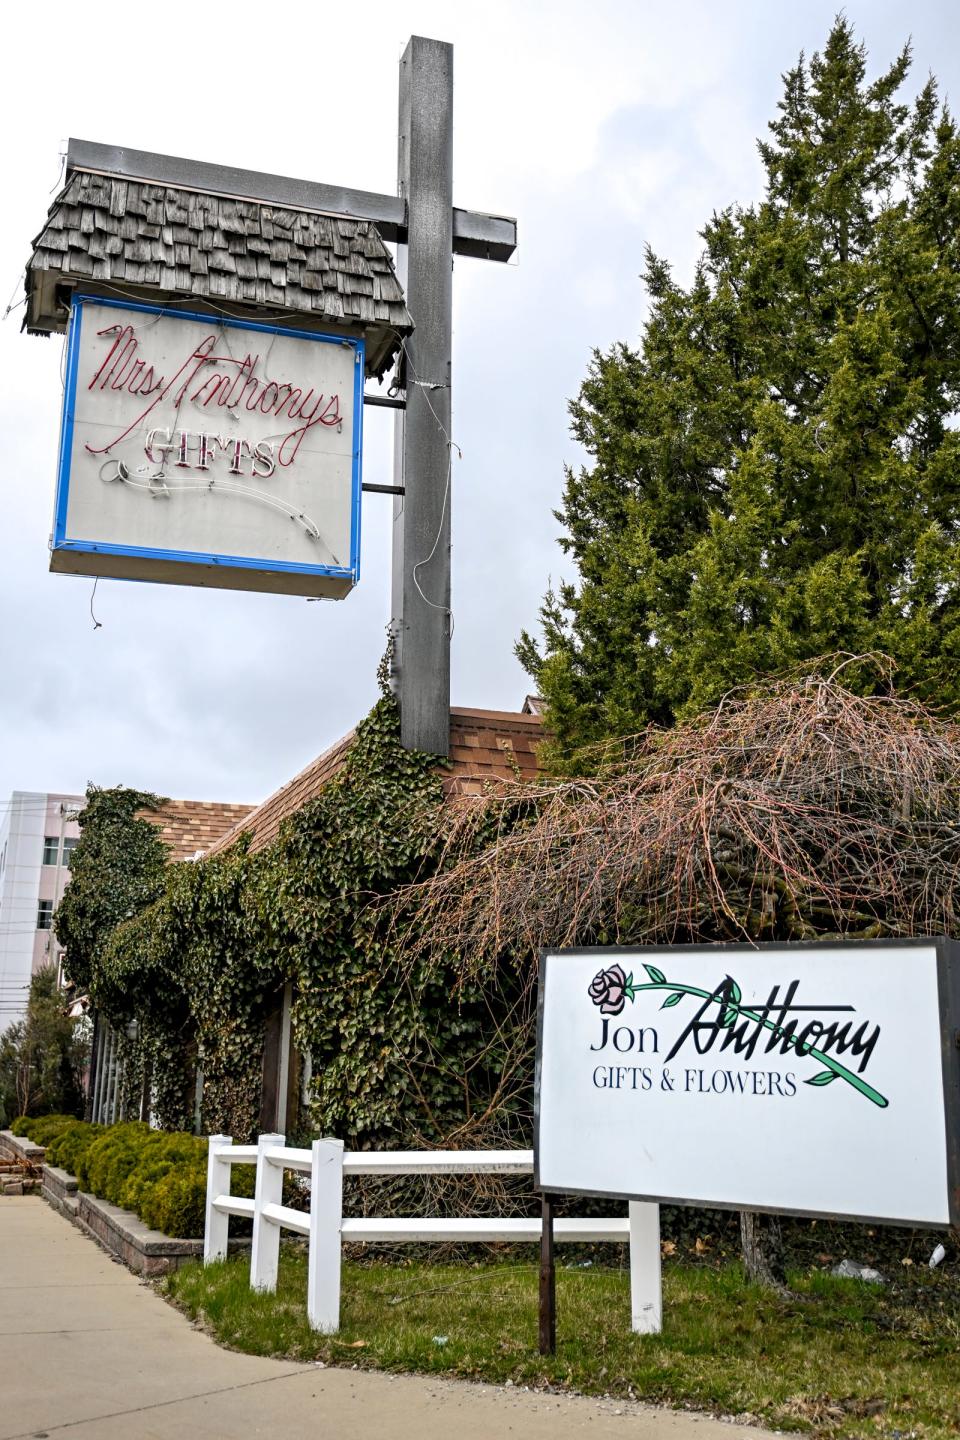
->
xmin=621 ymin=976 xmax=889 ymax=1109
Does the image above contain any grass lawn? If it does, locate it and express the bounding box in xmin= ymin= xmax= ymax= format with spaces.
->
xmin=164 ymin=1251 xmax=960 ymax=1438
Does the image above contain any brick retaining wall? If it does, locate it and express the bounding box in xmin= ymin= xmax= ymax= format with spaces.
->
xmin=0 ymin=1129 xmax=45 ymax=1165
xmin=76 ymin=1193 xmax=204 ymax=1276
xmin=0 ymin=1129 xmax=44 ymax=1195
xmin=2 ymin=1129 xmax=206 ymax=1275
xmin=41 ymin=1164 xmax=79 ymax=1219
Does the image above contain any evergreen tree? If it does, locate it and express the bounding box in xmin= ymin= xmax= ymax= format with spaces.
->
xmin=518 ymin=21 xmax=960 ymax=757
xmin=0 ymin=967 xmax=87 ymax=1124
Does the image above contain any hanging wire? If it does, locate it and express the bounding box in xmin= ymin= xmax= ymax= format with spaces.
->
xmin=49 ymin=146 xmax=66 ymax=193
xmin=2 ymin=278 xmax=26 ymax=322
xmin=385 ymin=328 xmax=460 ymax=638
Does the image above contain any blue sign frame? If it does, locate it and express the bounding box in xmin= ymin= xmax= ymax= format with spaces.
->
xmin=52 ymin=295 xmax=364 ymax=590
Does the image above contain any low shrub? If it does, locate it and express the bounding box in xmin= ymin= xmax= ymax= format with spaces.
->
xmin=135 ymin=1140 xmax=258 ymax=1238
xmin=118 ymin=1131 xmax=206 ymax=1222
xmin=67 ymin=1122 xmax=258 ymax=1239
xmin=10 ymin=1114 xmax=78 ymax=1146
xmin=75 ymin=1121 xmax=151 ymax=1197
xmin=45 ymin=1121 xmax=103 ymax=1176
xmin=15 ymin=1113 xmax=258 ymax=1240
xmin=139 ymin=1158 xmax=208 ymax=1237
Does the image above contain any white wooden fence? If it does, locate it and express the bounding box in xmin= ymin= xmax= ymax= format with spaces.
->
xmin=204 ymin=1133 xmax=662 ymax=1335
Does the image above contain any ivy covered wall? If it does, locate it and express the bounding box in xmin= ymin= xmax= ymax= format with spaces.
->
xmin=56 ymin=695 xmax=535 ymax=1147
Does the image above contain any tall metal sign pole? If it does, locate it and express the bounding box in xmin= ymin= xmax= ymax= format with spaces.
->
xmin=391 ymin=37 xmax=455 ymax=757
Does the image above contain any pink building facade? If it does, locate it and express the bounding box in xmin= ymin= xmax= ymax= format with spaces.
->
xmin=0 ymin=791 xmax=84 ymax=1030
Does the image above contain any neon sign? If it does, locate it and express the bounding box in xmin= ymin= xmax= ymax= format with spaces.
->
xmin=50 ymin=297 xmax=364 ymax=599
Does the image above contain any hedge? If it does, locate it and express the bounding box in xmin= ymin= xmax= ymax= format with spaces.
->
xmin=9 ymin=1116 xmax=251 ymax=1238
xmin=45 ymin=1121 xmax=104 ymax=1177
xmin=10 ymin=1113 xmax=79 ymax=1147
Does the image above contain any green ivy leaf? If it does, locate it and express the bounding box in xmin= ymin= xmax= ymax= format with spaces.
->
xmin=643 ymin=964 xmax=667 ymax=985
xmin=806 ymin=1070 xmax=839 ymax=1087
xmin=660 ymin=992 xmax=683 ymax=1009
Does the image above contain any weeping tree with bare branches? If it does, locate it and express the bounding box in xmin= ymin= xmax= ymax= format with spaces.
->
xmin=393 ymin=662 xmax=960 ymax=1285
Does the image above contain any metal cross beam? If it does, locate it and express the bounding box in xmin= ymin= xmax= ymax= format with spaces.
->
xmin=68 ymin=35 xmax=515 ymax=759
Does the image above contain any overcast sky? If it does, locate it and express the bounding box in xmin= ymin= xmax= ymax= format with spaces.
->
xmin=1 ymin=0 xmax=957 ymax=810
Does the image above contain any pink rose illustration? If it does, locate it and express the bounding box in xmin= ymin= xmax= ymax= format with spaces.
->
xmin=588 ymin=964 xmax=627 ymax=1015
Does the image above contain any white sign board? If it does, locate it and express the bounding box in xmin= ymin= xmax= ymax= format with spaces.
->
xmin=536 ymin=942 xmax=960 ymax=1226
xmin=50 ymin=297 xmax=364 ymax=597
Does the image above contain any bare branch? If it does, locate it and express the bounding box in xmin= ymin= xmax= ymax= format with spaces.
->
xmin=389 ymin=669 xmax=960 ymax=977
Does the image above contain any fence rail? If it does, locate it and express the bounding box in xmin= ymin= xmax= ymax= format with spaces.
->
xmin=204 ymin=1133 xmax=662 ymax=1335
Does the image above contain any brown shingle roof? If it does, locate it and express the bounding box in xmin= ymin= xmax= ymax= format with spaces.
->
xmin=26 ymin=170 xmax=413 ymax=377
xmin=140 ymin=799 xmax=255 ymax=862
xmin=206 ymin=708 xmax=545 ymax=858
xmin=445 ymin=707 xmax=543 ymax=797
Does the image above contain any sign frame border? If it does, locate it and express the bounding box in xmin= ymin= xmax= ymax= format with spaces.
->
xmin=533 ymin=937 xmax=960 ymax=1229
xmin=51 ymin=294 xmax=365 ymax=589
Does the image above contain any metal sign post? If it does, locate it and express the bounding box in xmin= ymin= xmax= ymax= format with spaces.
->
xmin=538 ymin=1191 xmax=557 ymax=1355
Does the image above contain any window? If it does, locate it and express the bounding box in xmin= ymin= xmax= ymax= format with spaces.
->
xmin=63 ymin=837 xmax=79 ymax=868
xmin=37 ymin=899 xmax=53 ymax=930
xmin=42 ymin=837 xmax=59 ymax=866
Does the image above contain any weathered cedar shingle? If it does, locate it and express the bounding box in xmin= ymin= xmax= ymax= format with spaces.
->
xmin=27 ymin=170 xmax=413 ymax=377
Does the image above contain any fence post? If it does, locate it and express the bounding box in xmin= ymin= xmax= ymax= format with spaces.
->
xmin=628 ymin=1201 xmax=662 ymax=1334
xmin=307 ymin=1138 xmax=344 ymax=1333
xmin=250 ymin=1131 xmax=285 ymax=1293
xmin=204 ymin=1134 xmax=233 ymax=1264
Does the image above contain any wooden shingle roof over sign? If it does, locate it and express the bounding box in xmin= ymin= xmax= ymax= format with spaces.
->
xmin=25 ymin=170 xmax=414 ymax=377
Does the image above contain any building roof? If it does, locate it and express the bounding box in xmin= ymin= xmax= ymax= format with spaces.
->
xmin=445 ymin=707 xmax=543 ymax=796
xmin=141 ymin=799 xmax=255 ymax=862
xmin=206 ymin=731 xmax=356 ymax=858
xmin=25 ymin=169 xmax=414 ymax=377
xmin=206 ymin=707 xmax=545 ymax=858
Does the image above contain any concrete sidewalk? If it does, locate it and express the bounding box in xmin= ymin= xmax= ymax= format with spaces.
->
xmin=1 ymin=1197 xmax=769 ymax=1439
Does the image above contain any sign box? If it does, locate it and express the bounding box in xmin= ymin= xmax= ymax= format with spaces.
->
xmin=50 ymin=297 xmax=364 ymax=598
xmin=535 ymin=941 xmax=960 ymax=1226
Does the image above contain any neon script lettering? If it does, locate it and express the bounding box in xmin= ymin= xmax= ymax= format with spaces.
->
xmin=84 ymin=324 xmax=342 ymax=465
